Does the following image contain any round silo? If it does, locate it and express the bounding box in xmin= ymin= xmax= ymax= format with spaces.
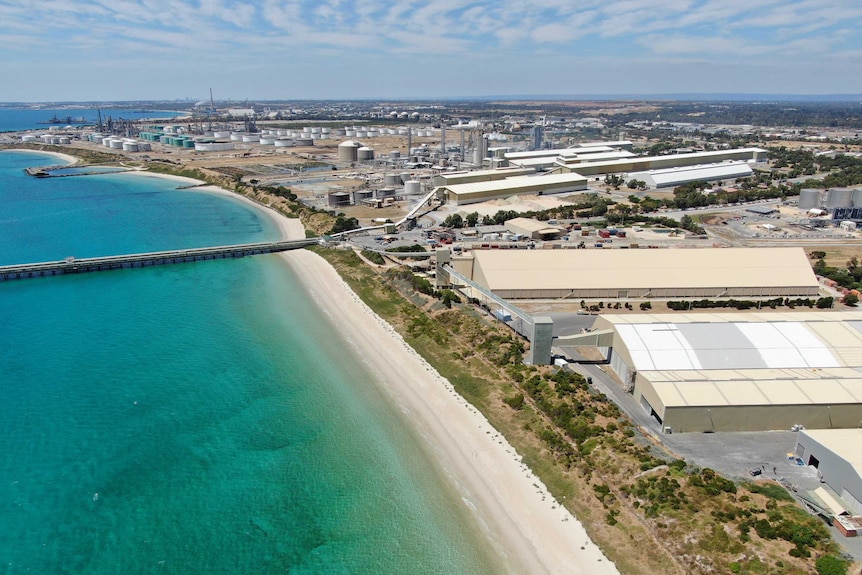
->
xmin=826 ymin=188 xmax=853 ymax=209
xmin=404 ymin=180 xmax=421 ymax=195
xmin=338 ymin=140 xmax=361 ymax=162
xmin=274 ymin=139 xmax=295 ymax=147
xmin=295 ymin=138 xmax=314 ymax=147
xmin=357 ymin=146 xmax=374 ymax=161
xmin=400 ymin=172 xmax=411 ymax=184
xmin=123 ymin=142 xmax=139 ymax=152
xmin=230 ymin=133 xmax=244 ymax=141
xmin=376 ymin=187 xmax=396 ymax=198
xmin=259 ymin=136 xmax=276 ymax=145
xmin=384 ymin=174 xmax=400 ymax=187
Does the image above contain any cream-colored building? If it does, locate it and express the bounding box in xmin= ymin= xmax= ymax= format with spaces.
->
xmin=593 ymin=312 xmax=862 ymax=433
xmin=438 ymin=172 xmax=588 ymax=206
xmin=451 ymin=247 xmax=819 ymax=300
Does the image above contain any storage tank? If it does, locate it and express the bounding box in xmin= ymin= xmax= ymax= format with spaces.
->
xmin=21 ymin=134 xmax=37 ymax=142
xmin=798 ymin=189 xmax=821 ymax=210
xmin=345 ymin=129 xmax=356 ymax=137
xmin=327 ymin=191 xmax=351 ymax=207
xmin=139 ymin=142 xmax=152 ymax=151
xmin=826 ymin=188 xmax=853 ymax=209
xmin=353 ymin=189 xmax=374 ymax=203
xmin=338 ymin=140 xmax=361 ymax=162
xmin=123 ymin=142 xmax=139 ymax=152
xmin=357 ymin=147 xmax=374 ymax=161
xmin=259 ymin=137 xmax=276 ymax=145
xmin=230 ymin=133 xmax=244 ymax=141
xmin=214 ymin=131 xmax=231 ymax=139
xmin=400 ymin=172 xmax=411 ymax=184
xmin=333 ymin=129 xmax=346 ymax=137
xmin=109 ymin=139 xmax=124 ymax=150
xmin=274 ymin=139 xmax=295 ymax=147
xmin=376 ymin=187 xmax=396 ymax=198
xmin=182 ymin=139 xmax=195 ymax=148
xmin=295 ymin=138 xmax=314 ymax=147
xmin=242 ymin=135 xmax=260 ymax=143
xmin=404 ymin=180 xmax=421 ymax=195
xmin=384 ymin=173 xmax=401 ymax=187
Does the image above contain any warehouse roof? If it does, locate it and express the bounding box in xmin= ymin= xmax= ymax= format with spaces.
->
xmin=629 ymin=161 xmax=753 ymax=188
xmin=441 ymin=172 xmax=588 ymax=197
xmin=799 ymin=429 xmax=862 ymax=476
xmin=470 ymin=247 xmax=818 ymax=292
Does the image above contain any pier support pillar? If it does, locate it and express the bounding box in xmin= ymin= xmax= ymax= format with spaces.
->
xmin=435 ymin=248 xmax=451 ymax=290
xmin=528 ymin=316 xmax=554 ymax=365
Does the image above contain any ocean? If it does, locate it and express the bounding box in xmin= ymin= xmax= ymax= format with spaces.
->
xmin=0 ymin=151 xmax=500 ymax=574
xmin=0 ymin=108 xmax=186 ymax=133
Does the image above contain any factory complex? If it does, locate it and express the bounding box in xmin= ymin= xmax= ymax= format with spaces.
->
xmin=589 ymin=312 xmax=862 ymax=434
xmin=795 ymin=429 xmax=862 ymax=518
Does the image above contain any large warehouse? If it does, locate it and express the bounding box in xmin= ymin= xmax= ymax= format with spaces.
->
xmin=795 ymin=429 xmax=862 ymax=515
xmin=438 ymin=172 xmax=588 ymax=206
xmin=556 ymin=148 xmax=767 ymax=176
xmin=591 ymin=312 xmax=862 ymax=433
xmin=448 ymin=247 xmax=819 ymax=299
xmin=628 ymin=161 xmax=754 ymax=189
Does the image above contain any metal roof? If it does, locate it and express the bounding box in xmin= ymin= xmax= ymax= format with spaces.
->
xmin=800 ymin=429 xmax=862 ymax=481
xmin=629 ymin=161 xmax=753 ymax=187
xmin=441 ymin=172 xmax=588 ymax=196
xmin=470 ymin=247 xmax=818 ymax=292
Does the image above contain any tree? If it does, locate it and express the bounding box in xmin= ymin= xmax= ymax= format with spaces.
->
xmin=329 ymin=216 xmax=360 ymax=234
xmin=844 ymin=293 xmax=859 ymax=306
xmin=465 ymin=211 xmax=480 ymax=227
xmin=815 ymin=555 xmax=849 ymax=575
xmin=442 ymin=213 xmax=463 ymax=228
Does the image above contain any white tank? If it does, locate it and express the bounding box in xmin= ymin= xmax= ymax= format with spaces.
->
xmin=102 ymin=137 xmax=114 ymax=146
xmin=338 ymin=140 xmax=361 ymax=162
xmin=345 ymin=130 xmax=356 ymax=137
xmin=311 ymin=127 xmax=321 ymax=134
xmin=139 ymin=142 xmax=152 ymax=151
xmin=357 ymin=147 xmax=374 ymax=161
xmin=274 ymin=139 xmax=295 ymax=147
xmin=355 ymin=130 xmax=367 ymax=138
xmin=333 ymin=129 xmax=346 ymax=137
xmin=123 ymin=142 xmax=139 ymax=152
xmin=384 ymin=174 xmax=400 ymax=187
xmin=109 ymin=140 xmax=124 ymax=149
xmin=230 ymin=133 xmax=244 ymax=141
xmin=400 ymin=172 xmax=411 ymax=183
xmin=295 ymin=138 xmax=314 ymax=146
xmin=321 ymin=127 xmax=331 ymax=135
xmin=21 ymin=135 xmax=37 ymax=142
xmin=404 ymin=180 xmax=421 ymax=194
xmin=242 ymin=135 xmax=260 ymax=143
xmin=376 ymin=187 xmax=396 ymax=197
xmin=213 ymin=131 xmax=231 ymax=139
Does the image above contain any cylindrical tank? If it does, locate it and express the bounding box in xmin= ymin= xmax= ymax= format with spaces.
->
xmin=327 ymin=191 xmax=351 ymax=207
xmin=798 ymin=189 xmax=821 ymax=210
xmin=230 ymin=133 xmax=244 ymax=141
xmin=139 ymin=142 xmax=152 ymax=151
xmin=259 ymin=137 xmax=276 ymax=145
xmin=353 ymin=190 xmax=374 ymax=203
xmin=826 ymin=188 xmax=853 ymax=209
xmin=376 ymin=187 xmax=396 ymax=198
xmin=345 ymin=129 xmax=356 ymax=137
xmin=274 ymin=139 xmax=295 ymax=147
xmin=123 ymin=142 xmax=139 ymax=152
xmin=404 ymin=180 xmax=421 ymax=195
xmin=109 ymin=140 xmax=124 ymax=149
xmin=357 ymin=147 xmax=374 ymax=161
xmin=338 ymin=140 xmax=361 ymax=162
xmin=384 ymin=174 xmax=400 ymax=187
xmin=295 ymin=138 xmax=314 ymax=146
xmin=183 ymin=140 xmax=195 ymax=148
xmin=400 ymin=172 xmax=411 ymax=184
xmin=332 ymin=129 xmax=346 ymax=137
xmin=21 ymin=134 xmax=37 ymax=142
xmin=214 ymin=131 xmax=231 ymax=139
xmin=242 ymin=135 xmax=260 ymax=143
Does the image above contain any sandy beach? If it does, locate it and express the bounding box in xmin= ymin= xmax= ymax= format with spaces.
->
xmin=5 ymin=148 xmax=79 ymax=165
xmin=267 ymin=218 xmax=618 ymax=573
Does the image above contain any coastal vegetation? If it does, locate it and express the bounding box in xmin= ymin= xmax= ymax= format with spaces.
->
xmin=315 ymin=247 xmax=848 ymax=575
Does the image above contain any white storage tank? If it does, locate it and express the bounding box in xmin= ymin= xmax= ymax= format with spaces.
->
xmin=259 ymin=137 xmax=276 ymax=145
xmin=295 ymin=138 xmax=314 ymax=146
xmin=376 ymin=187 xmax=396 ymax=198
xmin=338 ymin=140 xmax=361 ymax=162
xmin=345 ymin=129 xmax=356 ymax=137
xmin=123 ymin=142 xmax=139 ymax=152
xmin=274 ymin=139 xmax=295 ymax=147
xmin=404 ymin=180 xmax=421 ymax=195
xmin=400 ymin=172 xmax=411 ymax=183
xmin=139 ymin=142 xmax=152 ymax=151
xmin=357 ymin=147 xmax=374 ymax=161
xmin=21 ymin=134 xmax=37 ymax=142
xmin=230 ymin=133 xmax=245 ymax=141
xmin=384 ymin=174 xmax=401 ymax=187
xmin=109 ymin=139 xmax=124 ymax=149
xmin=242 ymin=135 xmax=260 ymax=143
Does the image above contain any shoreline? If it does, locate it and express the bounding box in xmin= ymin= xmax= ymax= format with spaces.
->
xmin=1 ymin=148 xmax=79 ymax=166
xmin=11 ymin=151 xmax=618 ymax=573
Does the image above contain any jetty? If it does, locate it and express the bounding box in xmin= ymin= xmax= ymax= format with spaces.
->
xmin=0 ymin=238 xmax=320 ymax=282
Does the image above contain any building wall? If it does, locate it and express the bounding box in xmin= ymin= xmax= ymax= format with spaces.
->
xmin=560 ymin=149 xmax=764 ymax=176
xmin=795 ymin=433 xmax=862 ymax=514
xmin=490 ymin=284 xmax=819 ymax=300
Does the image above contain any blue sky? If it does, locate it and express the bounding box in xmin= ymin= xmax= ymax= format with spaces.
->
xmin=1 ymin=0 xmax=860 ymax=102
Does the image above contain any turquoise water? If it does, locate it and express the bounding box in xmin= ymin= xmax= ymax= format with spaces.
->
xmin=0 ymin=152 xmax=499 ymax=574
xmin=0 ymin=108 xmax=186 ymax=132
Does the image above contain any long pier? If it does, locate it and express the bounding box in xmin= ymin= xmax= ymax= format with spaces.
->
xmin=0 ymin=238 xmax=320 ymax=282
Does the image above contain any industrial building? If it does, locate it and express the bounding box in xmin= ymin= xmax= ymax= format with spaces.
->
xmin=438 ymin=172 xmax=588 ymax=206
xmin=556 ymin=148 xmax=767 ymax=177
xmin=628 ymin=161 xmax=753 ymax=189
xmin=449 ymin=247 xmax=819 ymax=299
xmin=590 ymin=312 xmax=862 ymax=433
xmin=503 ymin=218 xmax=564 ymax=240
xmin=432 ymin=166 xmax=534 ymax=187
xmin=795 ymin=429 xmax=862 ymax=515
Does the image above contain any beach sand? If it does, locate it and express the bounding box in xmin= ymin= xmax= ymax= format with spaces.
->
xmin=266 ymin=208 xmax=618 ymax=573
xmin=6 ymin=149 xmax=79 ymax=165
